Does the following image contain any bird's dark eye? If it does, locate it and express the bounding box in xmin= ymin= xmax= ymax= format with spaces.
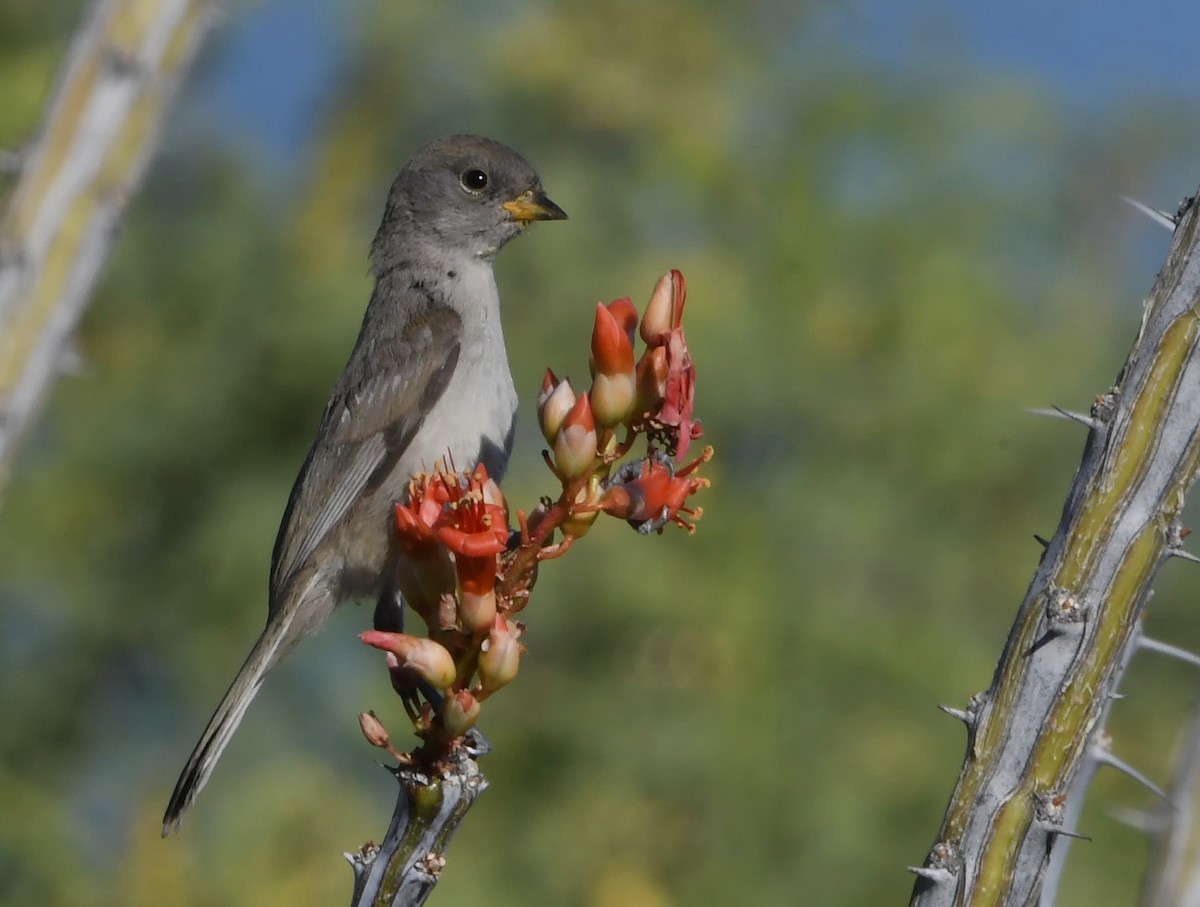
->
xmin=461 ymin=169 xmax=489 ymax=192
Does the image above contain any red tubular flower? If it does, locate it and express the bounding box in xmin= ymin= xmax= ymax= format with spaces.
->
xmin=420 ymin=464 xmax=509 ymax=636
xmin=393 ymin=472 xmax=451 ymax=551
xmin=360 ymin=631 xmax=458 ymax=689
xmin=597 ymin=452 xmax=710 ymax=534
xmin=658 ymin=328 xmax=700 ymax=458
xmin=553 ymin=392 xmax=598 ymax=480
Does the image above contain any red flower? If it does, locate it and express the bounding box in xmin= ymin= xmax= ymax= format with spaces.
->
xmin=393 ymin=472 xmax=452 ymax=551
xmin=633 ymin=271 xmax=701 ymax=457
xmin=597 ymin=451 xmax=710 ymax=534
xmin=658 ymin=328 xmax=701 ymax=458
xmin=393 ymin=464 xmax=510 ymax=634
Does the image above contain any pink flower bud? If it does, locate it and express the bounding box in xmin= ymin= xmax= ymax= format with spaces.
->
xmin=591 ymin=302 xmax=636 ymax=377
xmin=385 ymin=652 xmax=415 ymax=697
xmin=358 ymin=710 xmax=391 ymax=749
xmin=442 ymin=689 xmax=481 ymax=737
xmin=538 ymin=377 xmax=576 ymax=445
xmin=640 ymin=269 xmax=686 ymax=345
xmin=553 ymin=392 xmax=597 ymax=481
xmin=360 ymin=631 xmax=457 ymax=690
xmin=477 ymin=616 xmax=522 ymax=696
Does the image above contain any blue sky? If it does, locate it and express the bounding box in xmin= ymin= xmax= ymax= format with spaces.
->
xmin=194 ymin=0 xmax=1200 ymax=157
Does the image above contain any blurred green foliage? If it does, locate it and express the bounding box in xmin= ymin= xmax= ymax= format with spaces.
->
xmin=3 ymin=1 xmax=1200 ymax=905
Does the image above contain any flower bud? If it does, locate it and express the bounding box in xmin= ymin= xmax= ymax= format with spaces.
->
xmin=640 ymin=269 xmax=686 ymax=344
xmin=635 ymin=345 xmax=669 ymax=414
xmin=360 ymin=631 xmax=457 ymax=690
xmin=590 ymin=372 xmax=637 ymax=428
xmin=591 ymin=302 xmax=636 ymax=377
xmin=358 ymin=710 xmax=391 ymax=749
xmin=552 ymin=392 xmax=597 ymax=481
xmin=538 ymin=367 xmax=558 ymax=403
xmin=561 ymin=475 xmax=602 ymax=539
xmin=442 ymin=689 xmax=481 ymax=737
xmin=385 ymin=652 xmax=415 ymax=697
xmin=538 ymin=377 xmax=576 ymax=445
xmin=477 ymin=616 xmax=522 ymax=696
xmin=607 ymin=297 xmax=639 ymax=341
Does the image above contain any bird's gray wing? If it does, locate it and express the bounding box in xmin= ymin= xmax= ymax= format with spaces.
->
xmin=268 ymin=300 xmax=462 ymax=604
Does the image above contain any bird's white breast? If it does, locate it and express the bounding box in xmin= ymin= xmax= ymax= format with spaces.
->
xmin=403 ymin=261 xmax=518 ymax=480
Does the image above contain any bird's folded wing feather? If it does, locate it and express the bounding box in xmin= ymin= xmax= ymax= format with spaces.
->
xmin=268 ymin=300 xmax=462 ymax=602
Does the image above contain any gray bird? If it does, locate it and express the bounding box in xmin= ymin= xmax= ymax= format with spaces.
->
xmin=162 ymin=134 xmax=566 ymax=833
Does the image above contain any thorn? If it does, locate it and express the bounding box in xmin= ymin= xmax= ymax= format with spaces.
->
xmin=1109 ymin=691 xmax=1126 ymax=701
xmin=907 ymin=866 xmax=955 ymax=884
xmin=1170 ymin=548 xmax=1200 ymax=565
xmin=1139 ymin=635 xmax=1200 ymax=669
xmin=1048 ymin=828 xmax=1093 ymax=842
xmin=1094 ymin=749 xmax=1171 ymax=805
xmin=1109 ymin=805 xmax=1166 ymax=834
xmin=1033 ymin=534 xmax=1050 ymax=549
xmin=1026 ymin=406 xmax=1099 ymax=430
xmin=938 ymin=704 xmax=971 ymax=724
xmin=1121 ymin=195 xmax=1177 ymax=231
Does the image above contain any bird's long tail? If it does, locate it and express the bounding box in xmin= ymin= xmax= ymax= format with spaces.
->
xmin=162 ymin=608 xmax=296 ymax=835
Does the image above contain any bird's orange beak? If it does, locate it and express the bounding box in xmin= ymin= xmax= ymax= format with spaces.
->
xmin=502 ymin=188 xmax=568 ymax=224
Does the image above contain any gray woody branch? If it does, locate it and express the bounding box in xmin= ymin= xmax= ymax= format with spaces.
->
xmin=0 ymin=0 xmax=215 ymax=497
xmin=910 ymin=189 xmax=1200 ymax=906
xmin=345 ymin=733 xmax=490 ymax=907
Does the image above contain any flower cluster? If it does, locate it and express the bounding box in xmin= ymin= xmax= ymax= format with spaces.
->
xmin=359 ymin=270 xmax=712 ymax=759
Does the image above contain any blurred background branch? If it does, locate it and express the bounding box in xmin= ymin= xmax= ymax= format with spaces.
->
xmin=0 ymin=0 xmax=214 ymax=498
xmin=1138 ymin=681 xmax=1200 ymax=906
